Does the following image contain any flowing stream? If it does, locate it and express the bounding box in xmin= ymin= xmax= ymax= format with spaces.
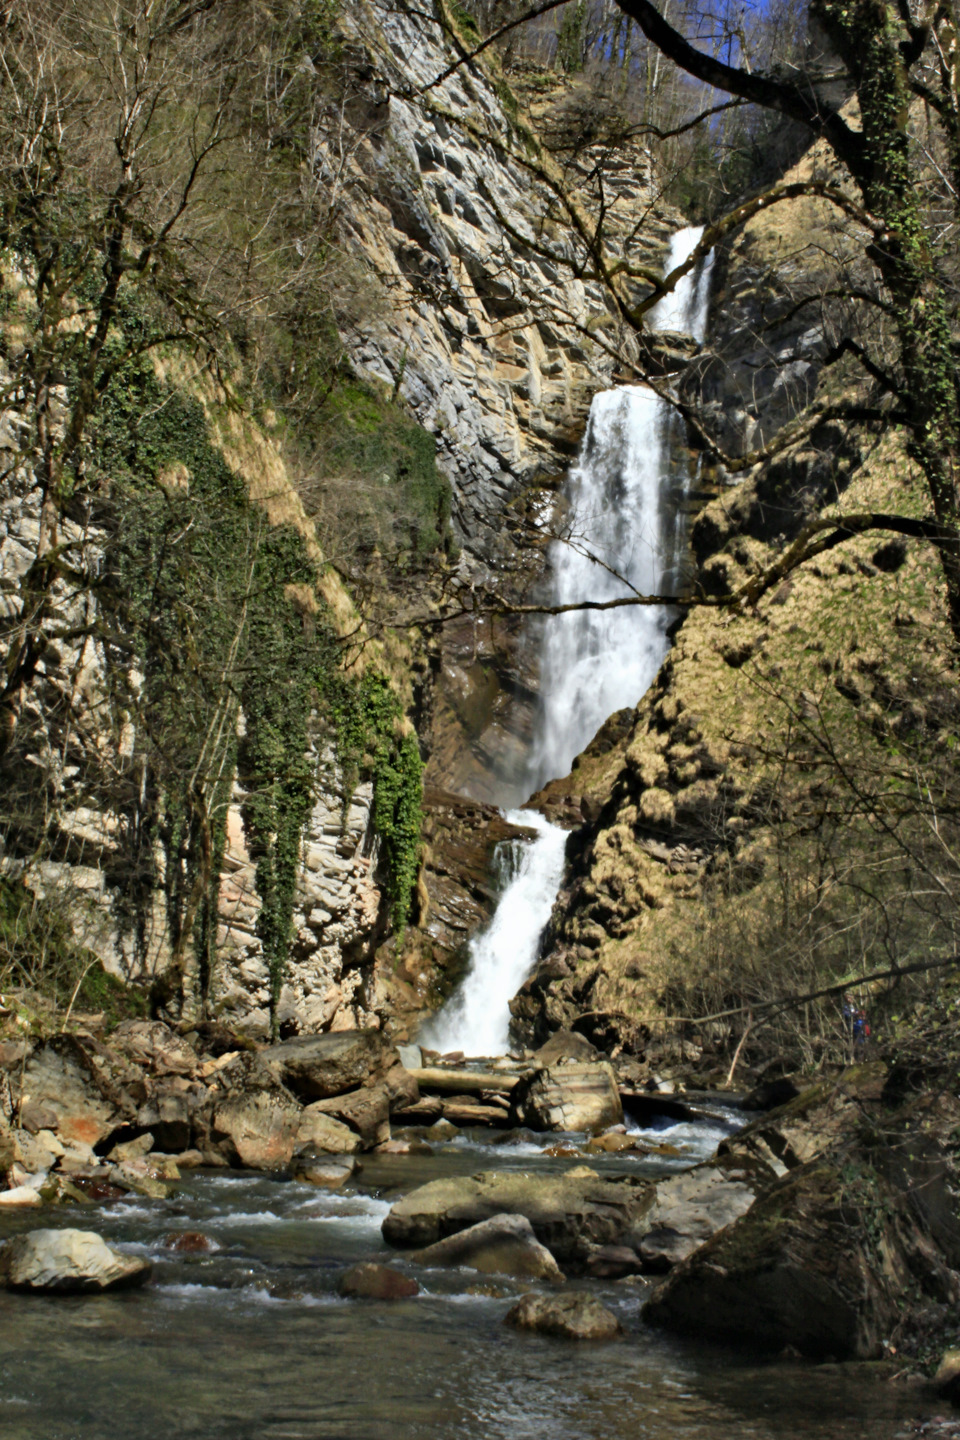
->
xmin=425 ymin=227 xmax=715 ymax=1058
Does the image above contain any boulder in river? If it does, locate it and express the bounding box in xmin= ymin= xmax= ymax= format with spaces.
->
xmin=382 ymin=1166 xmax=654 ymax=1268
xmin=505 ymin=1291 xmax=621 ymax=1341
xmin=643 ymin=1160 xmax=895 ymax=1357
xmin=509 ymin=1063 xmax=622 ymax=1134
xmin=630 ymin=1159 xmax=763 ymax=1272
xmin=261 ymin=1031 xmax=401 ymax=1101
xmin=294 ymin=1106 xmax=362 ymax=1156
xmin=0 ymin=1229 xmax=151 ymax=1293
xmin=337 ymin=1262 xmax=419 ymax=1300
xmin=213 ymin=1090 xmax=301 ymax=1170
xmin=410 ymin=1214 xmax=564 ymax=1281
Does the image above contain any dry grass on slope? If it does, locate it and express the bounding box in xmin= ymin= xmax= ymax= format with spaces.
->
xmin=549 ymin=431 xmax=959 ymax=1074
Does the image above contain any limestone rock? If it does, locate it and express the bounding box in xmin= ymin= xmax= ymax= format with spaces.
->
xmin=631 ymin=1160 xmax=762 ymax=1272
xmin=337 ymin=1262 xmax=418 ymax=1300
xmin=213 ymin=1091 xmax=300 ymax=1170
xmin=310 ymin=1085 xmax=392 ymax=1148
xmin=382 ymin=1167 xmax=654 ymax=1267
xmin=261 ymin=1031 xmax=397 ymax=1101
xmin=0 ymin=1228 xmax=151 ymax=1293
xmin=17 ymin=1037 xmax=121 ymax=1148
xmin=410 ymin=1214 xmax=564 ymax=1281
xmin=294 ymin=1105 xmax=362 ymax=1155
xmin=510 ymin=1063 xmax=622 ymax=1134
xmin=505 ymin=1291 xmax=622 ymax=1341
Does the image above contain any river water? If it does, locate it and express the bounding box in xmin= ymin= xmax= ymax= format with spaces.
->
xmin=0 ymin=1126 xmax=931 ymax=1439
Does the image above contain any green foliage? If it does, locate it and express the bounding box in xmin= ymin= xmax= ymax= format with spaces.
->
xmin=333 ymin=674 xmax=424 ymax=938
xmin=556 ymin=1 xmax=586 ymax=73
xmin=0 ymin=877 xmax=147 ymax=1027
xmin=308 ymin=376 xmax=454 ymax=564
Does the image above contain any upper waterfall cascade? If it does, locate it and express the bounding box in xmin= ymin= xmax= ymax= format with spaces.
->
xmin=424 ymin=226 xmax=714 ymax=1057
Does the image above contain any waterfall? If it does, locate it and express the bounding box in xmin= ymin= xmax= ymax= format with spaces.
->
xmin=527 ymin=225 xmax=715 ymax=791
xmin=423 ymin=226 xmax=713 ymax=1058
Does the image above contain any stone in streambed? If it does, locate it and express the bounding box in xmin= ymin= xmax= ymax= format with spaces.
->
xmin=0 ymin=1229 xmax=151 ymax=1293
xmin=382 ymin=1167 xmax=654 ymax=1268
xmin=631 ymin=1160 xmax=761 ymax=1272
xmin=510 ymin=1064 xmax=622 ymax=1134
xmin=410 ymin=1214 xmax=564 ymax=1281
xmin=337 ymin=1262 xmax=419 ymax=1300
xmin=164 ymin=1231 xmax=220 ymax=1254
xmin=296 ymin=1156 xmax=356 ymax=1189
xmin=505 ymin=1291 xmax=621 ymax=1341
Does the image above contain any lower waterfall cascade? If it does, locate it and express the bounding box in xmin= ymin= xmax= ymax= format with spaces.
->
xmin=423 ymin=225 xmax=715 ymax=1056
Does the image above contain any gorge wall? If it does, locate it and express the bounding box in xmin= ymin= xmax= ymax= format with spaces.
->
xmin=0 ymin=0 xmax=675 ymax=1044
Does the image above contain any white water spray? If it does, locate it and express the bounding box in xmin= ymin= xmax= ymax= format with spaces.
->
xmin=527 ymin=225 xmax=715 ymax=791
xmin=424 ymin=810 xmax=567 ymax=1056
xmin=423 ymin=227 xmax=714 ymax=1057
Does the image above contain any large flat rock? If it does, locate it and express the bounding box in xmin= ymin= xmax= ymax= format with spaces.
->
xmin=261 ymin=1031 xmax=395 ymax=1101
xmin=382 ymin=1166 xmax=654 ymax=1266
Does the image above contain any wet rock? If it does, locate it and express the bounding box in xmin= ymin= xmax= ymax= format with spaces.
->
xmin=584 ymin=1244 xmax=645 ymax=1279
xmin=410 ymin=1214 xmax=564 ymax=1281
xmin=382 ymin=1166 xmax=654 ymax=1268
xmin=510 ymin=1063 xmax=622 ymax=1134
xmin=0 ymin=1228 xmax=150 ymax=1293
xmin=505 ymin=1291 xmax=622 ymax=1341
xmin=294 ymin=1106 xmax=362 ymax=1155
xmin=337 ymin=1262 xmax=419 ymax=1300
xmin=296 ymin=1156 xmax=356 ymax=1189
xmin=585 ymin=1132 xmax=636 ymax=1154
xmin=163 ymin=1231 xmax=219 ymax=1254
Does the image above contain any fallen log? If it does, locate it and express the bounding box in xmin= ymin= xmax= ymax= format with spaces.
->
xmin=408 ymin=1067 xmax=521 ymax=1095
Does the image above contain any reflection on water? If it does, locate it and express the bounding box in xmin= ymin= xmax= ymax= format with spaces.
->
xmin=0 ymin=1141 xmax=935 ymax=1440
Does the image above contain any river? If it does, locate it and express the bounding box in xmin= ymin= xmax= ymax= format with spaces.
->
xmin=0 ymin=1118 xmax=931 ymax=1439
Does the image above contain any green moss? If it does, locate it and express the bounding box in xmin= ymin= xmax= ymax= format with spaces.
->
xmin=333 ymin=673 xmax=423 ymax=938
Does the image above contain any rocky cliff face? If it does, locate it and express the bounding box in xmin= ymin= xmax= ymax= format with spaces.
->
xmin=325 ymin=0 xmax=676 ymax=802
xmin=510 ymin=134 xmax=950 ymax=1071
xmin=0 ymin=1 xmax=676 ymax=1041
